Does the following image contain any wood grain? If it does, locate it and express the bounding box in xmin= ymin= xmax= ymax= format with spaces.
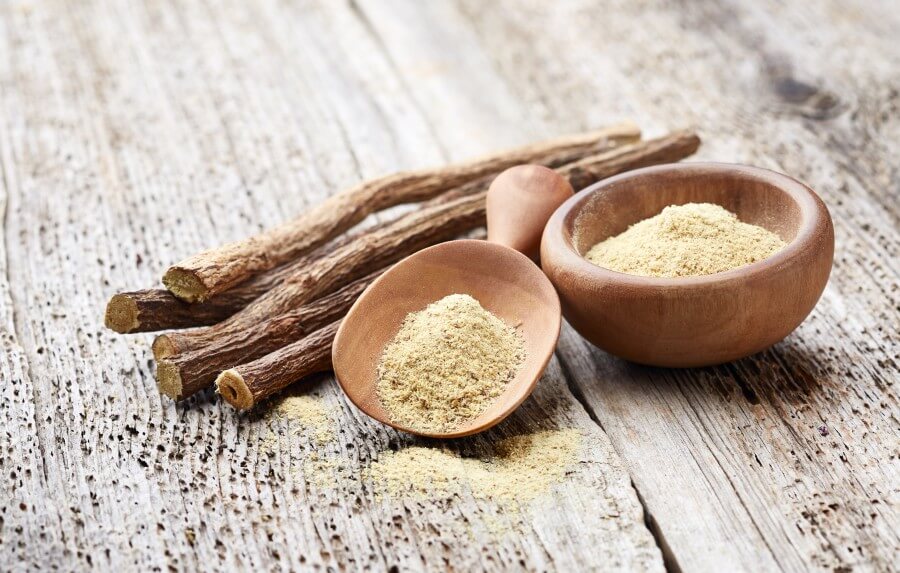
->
xmin=457 ymin=0 xmax=900 ymax=570
xmin=0 ymin=0 xmax=661 ymax=571
xmin=1 ymin=0 xmax=896 ymax=571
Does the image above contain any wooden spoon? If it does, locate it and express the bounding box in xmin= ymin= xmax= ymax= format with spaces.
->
xmin=332 ymin=165 xmax=573 ymax=438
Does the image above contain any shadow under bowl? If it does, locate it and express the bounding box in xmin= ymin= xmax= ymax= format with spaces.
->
xmin=540 ymin=162 xmax=834 ymax=368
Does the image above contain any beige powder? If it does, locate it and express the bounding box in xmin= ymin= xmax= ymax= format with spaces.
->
xmin=366 ymin=429 xmax=582 ymax=506
xmin=585 ymin=202 xmax=786 ymax=277
xmin=262 ymin=393 xmax=335 ymax=448
xmin=301 ymin=453 xmax=351 ymax=488
xmin=377 ymin=294 xmax=525 ymax=434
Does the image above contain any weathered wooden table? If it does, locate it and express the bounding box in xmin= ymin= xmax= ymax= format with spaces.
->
xmin=2 ymin=1 xmax=897 ymax=571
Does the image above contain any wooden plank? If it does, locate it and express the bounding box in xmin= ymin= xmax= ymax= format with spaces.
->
xmin=0 ymin=0 xmax=663 ymax=570
xmin=455 ymin=0 xmax=900 ymax=570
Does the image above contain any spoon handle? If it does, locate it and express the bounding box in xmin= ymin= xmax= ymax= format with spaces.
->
xmin=486 ymin=165 xmax=574 ymax=261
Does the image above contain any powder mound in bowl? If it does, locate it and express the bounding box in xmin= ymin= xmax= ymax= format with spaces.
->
xmin=585 ymin=202 xmax=787 ymax=278
xmin=376 ymin=294 xmax=526 ymax=434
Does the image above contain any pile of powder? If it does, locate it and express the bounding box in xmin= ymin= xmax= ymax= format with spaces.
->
xmin=377 ymin=294 xmax=525 ymax=434
xmin=585 ymin=202 xmax=787 ymax=277
xmin=366 ymin=429 xmax=582 ymax=506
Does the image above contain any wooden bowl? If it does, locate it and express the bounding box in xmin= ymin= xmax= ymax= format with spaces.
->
xmin=540 ymin=163 xmax=834 ymax=367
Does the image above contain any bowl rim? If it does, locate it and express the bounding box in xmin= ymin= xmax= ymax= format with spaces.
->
xmin=545 ymin=161 xmax=830 ymax=288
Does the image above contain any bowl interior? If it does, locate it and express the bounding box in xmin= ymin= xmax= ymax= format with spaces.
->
xmin=332 ymin=239 xmax=561 ymax=438
xmin=570 ymin=164 xmax=805 ymax=257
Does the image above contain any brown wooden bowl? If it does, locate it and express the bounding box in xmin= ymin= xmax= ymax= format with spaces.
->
xmin=540 ymin=162 xmax=834 ymax=367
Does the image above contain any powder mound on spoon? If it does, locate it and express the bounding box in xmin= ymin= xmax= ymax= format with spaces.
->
xmin=377 ymin=294 xmax=526 ymax=434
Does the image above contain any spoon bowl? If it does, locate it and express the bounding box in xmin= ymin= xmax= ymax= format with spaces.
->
xmin=332 ymin=165 xmax=572 ymax=438
xmin=332 ymin=239 xmax=560 ymax=438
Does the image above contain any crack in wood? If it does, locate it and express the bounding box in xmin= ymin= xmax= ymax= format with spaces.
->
xmin=557 ymin=347 xmax=683 ymax=573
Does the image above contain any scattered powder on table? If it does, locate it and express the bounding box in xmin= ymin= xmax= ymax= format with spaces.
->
xmin=585 ymin=202 xmax=787 ymax=277
xmin=261 ymin=393 xmax=336 ymax=448
xmin=301 ymin=453 xmax=351 ymax=488
xmin=366 ymin=429 xmax=581 ymax=506
xmin=377 ymin=294 xmax=525 ymax=434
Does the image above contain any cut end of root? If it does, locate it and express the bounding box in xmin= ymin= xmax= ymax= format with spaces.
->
xmin=152 ymin=334 xmax=177 ymax=360
xmin=104 ymin=294 xmax=140 ymax=333
xmin=216 ymin=370 xmax=254 ymax=410
xmin=162 ymin=267 xmax=208 ymax=303
xmin=157 ymin=360 xmax=183 ymax=400
xmin=604 ymin=120 xmax=641 ymax=141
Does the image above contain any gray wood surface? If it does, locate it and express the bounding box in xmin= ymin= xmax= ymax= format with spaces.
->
xmin=1 ymin=1 xmax=897 ymax=572
xmin=458 ymin=1 xmax=900 ymax=571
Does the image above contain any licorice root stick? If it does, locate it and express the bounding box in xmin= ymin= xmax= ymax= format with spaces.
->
xmin=216 ymin=321 xmax=341 ymax=410
xmin=163 ymin=122 xmax=641 ymax=302
xmin=105 ymin=243 xmax=333 ymax=334
xmin=155 ymin=270 xmax=382 ymax=400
